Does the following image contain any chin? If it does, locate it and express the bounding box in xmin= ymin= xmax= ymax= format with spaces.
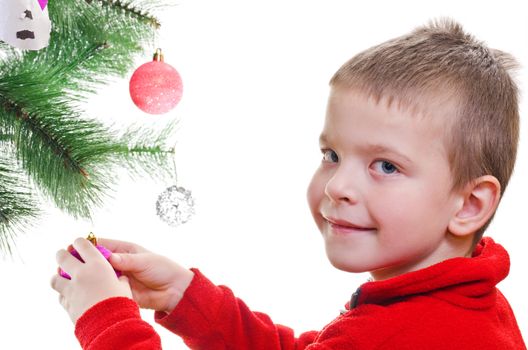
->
xmin=327 ymin=255 xmax=369 ymax=274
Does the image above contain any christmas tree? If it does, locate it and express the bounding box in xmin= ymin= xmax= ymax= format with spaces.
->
xmin=0 ymin=0 xmax=176 ymax=254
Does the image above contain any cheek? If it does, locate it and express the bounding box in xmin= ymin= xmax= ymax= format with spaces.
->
xmin=370 ymin=183 xmax=451 ymax=232
xmin=307 ymin=170 xmax=325 ymax=217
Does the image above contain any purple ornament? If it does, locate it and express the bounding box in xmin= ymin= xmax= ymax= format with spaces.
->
xmin=59 ymin=245 xmax=122 ymax=280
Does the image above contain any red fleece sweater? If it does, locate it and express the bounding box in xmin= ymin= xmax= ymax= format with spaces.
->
xmin=75 ymin=237 xmax=526 ymax=349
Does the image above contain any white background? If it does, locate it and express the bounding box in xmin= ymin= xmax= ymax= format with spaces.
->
xmin=1 ymin=0 xmax=526 ymax=348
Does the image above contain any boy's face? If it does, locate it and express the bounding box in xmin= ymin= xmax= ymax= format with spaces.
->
xmin=307 ymin=87 xmax=462 ymax=281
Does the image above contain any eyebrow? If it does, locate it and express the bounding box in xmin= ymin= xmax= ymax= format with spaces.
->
xmin=363 ymin=144 xmax=412 ymax=164
xmin=319 ymin=133 xmax=412 ymax=164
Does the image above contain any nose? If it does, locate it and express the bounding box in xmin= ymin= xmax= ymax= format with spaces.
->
xmin=324 ymin=165 xmax=359 ymax=204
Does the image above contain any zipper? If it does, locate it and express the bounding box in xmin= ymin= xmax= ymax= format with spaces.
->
xmin=350 ymin=287 xmax=362 ymax=309
xmin=340 ymin=284 xmax=366 ymax=315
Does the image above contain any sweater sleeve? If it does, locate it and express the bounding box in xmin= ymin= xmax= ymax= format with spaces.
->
xmin=154 ymin=269 xmax=318 ymax=350
xmin=75 ymin=297 xmax=162 ymax=350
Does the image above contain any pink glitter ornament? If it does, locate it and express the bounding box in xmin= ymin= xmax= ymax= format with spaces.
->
xmin=59 ymin=234 xmax=122 ymax=279
xmin=129 ymin=48 xmax=183 ymax=114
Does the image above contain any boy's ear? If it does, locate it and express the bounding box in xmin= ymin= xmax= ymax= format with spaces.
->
xmin=448 ymin=175 xmax=501 ymax=237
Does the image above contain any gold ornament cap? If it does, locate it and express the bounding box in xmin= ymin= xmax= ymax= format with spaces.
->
xmin=153 ymin=48 xmax=164 ymax=62
xmin=87 ymin=232 xmax=97 ymax=246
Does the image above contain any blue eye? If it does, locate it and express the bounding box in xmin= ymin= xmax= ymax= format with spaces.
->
xmin=322 ymin=149 xmax=339 ymax=163
xmin=372 ymin=160 xmax=398 ymax=174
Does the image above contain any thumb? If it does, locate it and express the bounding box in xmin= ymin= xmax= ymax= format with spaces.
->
xmin=109 ymin=253 xmax=143 ymax=272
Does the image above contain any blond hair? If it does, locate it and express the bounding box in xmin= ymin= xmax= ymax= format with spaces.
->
xmin=330 ymin=18 xmax=520 ymax=243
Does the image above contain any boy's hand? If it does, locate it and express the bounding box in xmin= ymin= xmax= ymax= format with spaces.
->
xmin=51 ymin=237 xmax=133 ymax=324
xmin=97 ymin=238 xmax=194 ymax=315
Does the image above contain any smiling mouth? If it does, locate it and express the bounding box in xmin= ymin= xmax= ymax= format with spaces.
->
xmin=324 ymin=217 xmax=375 ymax=234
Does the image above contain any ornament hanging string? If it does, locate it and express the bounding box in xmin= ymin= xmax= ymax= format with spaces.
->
xmin=171 ymin=148 xmax=180 ymax=184
xmin=156 ymin=148 xmax=195 ymax=226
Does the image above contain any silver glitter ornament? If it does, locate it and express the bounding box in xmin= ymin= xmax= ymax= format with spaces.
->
xmin=156 ymin=185 xmax=195 ymax=226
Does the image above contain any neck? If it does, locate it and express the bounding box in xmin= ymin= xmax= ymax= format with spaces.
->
xmin=370 ymin=233 xmax=474 ymax=281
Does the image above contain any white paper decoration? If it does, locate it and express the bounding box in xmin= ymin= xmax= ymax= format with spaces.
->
xmin=0 ymin=0 xmax=51 ymax=50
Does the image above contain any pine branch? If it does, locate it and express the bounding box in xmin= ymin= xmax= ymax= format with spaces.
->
xmin=0 ymin=98 xmax=89 ymax=177
xmin=107 ymin=120 xmax=178 ymax=180
xmin=0 ymin=61 xmax=118 ymax=218
xmin=1 ymin=75 xmax=178 ymax=219
xmin=0 ymin=145 xmax=40 ymax=255
xmin=91 ymin=0 xmax=162 ymax=29
xmin=0 ymin=103 xmax=118 ymax=218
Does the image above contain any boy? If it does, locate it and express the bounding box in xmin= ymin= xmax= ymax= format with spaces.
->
xmin=51 ymin=18 xmax=526 ymax=349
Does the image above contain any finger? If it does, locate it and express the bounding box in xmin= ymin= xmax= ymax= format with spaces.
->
xmin=118 ymin=275 xmax=131 ymax=289
xmin=98 ymin=238 xmax=147 ymax=254
xmin=118 ymin=275 xmax=129 ymax=284
xmin=72 ymin=237 xmax=106 ymax=263
xmin=118 ymin=275 xmax=133 ymax=297
xmin=56 ymin=249 xmax=82 ymax=276
xmin=50 ymin=274 xmax=69 ymax=293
